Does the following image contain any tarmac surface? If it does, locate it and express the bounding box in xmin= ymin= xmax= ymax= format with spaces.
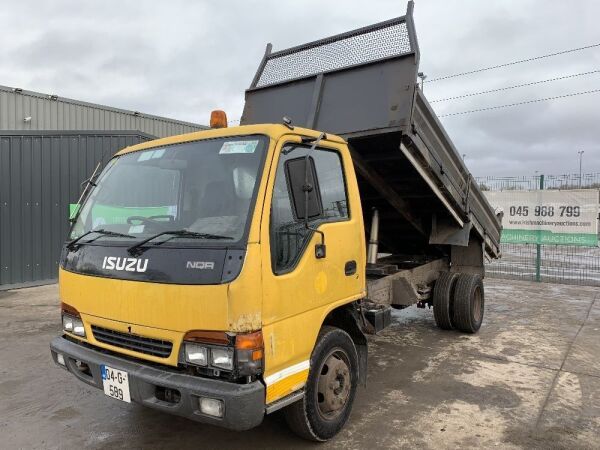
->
xmin=1 ymin=278 xmax=599 ymax=449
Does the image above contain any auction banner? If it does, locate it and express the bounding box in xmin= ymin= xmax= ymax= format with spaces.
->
xmin=484 ymin=189 xmax=599 ymax=247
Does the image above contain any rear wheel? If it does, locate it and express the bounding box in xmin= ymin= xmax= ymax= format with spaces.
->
xmin=433 ymin=272 xmax=459 ymax=330
xmin=452 ymin=273 xmax=484 ymax=333
xmin=284 ymin=326 xmax=359 ymax=441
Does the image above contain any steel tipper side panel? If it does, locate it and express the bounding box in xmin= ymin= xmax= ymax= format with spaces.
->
xmin=406 ymin=90 xmax=501 ymax=257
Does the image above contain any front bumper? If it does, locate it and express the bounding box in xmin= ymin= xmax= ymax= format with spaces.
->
xmin=50 ymin=336 xmax=265 ymax=431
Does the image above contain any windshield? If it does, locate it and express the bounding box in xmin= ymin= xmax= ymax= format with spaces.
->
xmin=70 ymin=135 xmax=268 ymax=246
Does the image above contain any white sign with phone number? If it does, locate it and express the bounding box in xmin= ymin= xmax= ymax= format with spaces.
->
xmin=484 ymin=189 xmax=599 ymax=247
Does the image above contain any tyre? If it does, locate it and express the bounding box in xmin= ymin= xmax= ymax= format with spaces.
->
xmin=452 ymin=273 xmax=484 ymax=333
xmin=284 ymin=326 xmax=359 ymax=441
xmin=433 ymin=272 xmax=459 ymax=330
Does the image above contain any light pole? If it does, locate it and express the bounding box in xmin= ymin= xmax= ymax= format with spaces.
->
xmin=578 ymin=150 xmax=584 ymax=187
xmin=418 ymin=72 xmax=427 ymax=91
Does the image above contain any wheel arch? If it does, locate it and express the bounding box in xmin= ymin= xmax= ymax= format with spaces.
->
xmin=321 ymin=302 xmax=368 ymax=386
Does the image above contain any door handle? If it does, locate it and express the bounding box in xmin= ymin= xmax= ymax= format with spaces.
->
xmin=344 ymin=260 xmax=357 ymax=276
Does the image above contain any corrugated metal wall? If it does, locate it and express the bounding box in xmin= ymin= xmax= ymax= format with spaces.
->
xmin=0 ymin=85 xmax=207 ymax=138
xmin=0 ymin=131 xmax=153 ymax=288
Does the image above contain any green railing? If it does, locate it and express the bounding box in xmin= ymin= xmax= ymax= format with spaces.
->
xmin=478 ymin=173 xmax=600 ymax=287
xmin=476 ymin=173 xmax=600 ymax=191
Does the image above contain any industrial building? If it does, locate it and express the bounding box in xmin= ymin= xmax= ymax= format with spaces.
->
xmin=0 ymin=85 xmax=207 ymax=288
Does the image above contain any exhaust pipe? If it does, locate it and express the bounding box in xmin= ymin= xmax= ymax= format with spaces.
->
xmin=367 ymin=208 xmax=379 ymax=264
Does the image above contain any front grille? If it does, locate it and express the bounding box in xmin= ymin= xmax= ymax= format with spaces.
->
xmin=91 ymin=325 xmax=173 ymax=358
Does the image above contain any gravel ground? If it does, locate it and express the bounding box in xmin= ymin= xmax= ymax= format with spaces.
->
xmin=1 ymin=278 xmax=598 ymax=449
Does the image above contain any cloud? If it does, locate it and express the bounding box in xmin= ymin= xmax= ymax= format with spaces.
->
xmin=0 ymin=0 xmax=598 ymax=176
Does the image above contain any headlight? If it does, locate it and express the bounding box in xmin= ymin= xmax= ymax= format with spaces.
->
xmin=211 ymin=347 xmax=234 ymax=370
xmin=185 ymin=343 xmax=208 ymax=366
xmin=182 ymin=330 xmax=263 ymax=377
xmin=62 ymin=315 xmax=74 ymax=332
xmin=62 ymin=314 xmax=85 ymax=337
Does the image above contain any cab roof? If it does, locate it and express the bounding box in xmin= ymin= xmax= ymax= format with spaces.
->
xmin=115 ymin=124 xmax=346 ymax=156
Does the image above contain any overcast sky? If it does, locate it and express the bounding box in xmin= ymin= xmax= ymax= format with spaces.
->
xmin=1 ymin=0 xmax=598 ymax=176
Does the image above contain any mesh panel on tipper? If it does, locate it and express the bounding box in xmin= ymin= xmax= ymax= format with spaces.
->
xmin=255 ymin=19 xmax=412 ymax=88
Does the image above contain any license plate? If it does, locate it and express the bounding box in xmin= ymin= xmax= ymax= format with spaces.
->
xmin=101 ymin=365 xmax=131 ymax=403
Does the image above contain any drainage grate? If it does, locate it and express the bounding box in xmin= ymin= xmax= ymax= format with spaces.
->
xmin=92 ymin=325 xmax=173 ymax=358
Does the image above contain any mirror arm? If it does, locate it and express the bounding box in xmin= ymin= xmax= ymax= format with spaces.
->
xmin=302 ymin=132 xmax=327 ymax=258
xmin=302 ymin=182 xmax=326 ymax=257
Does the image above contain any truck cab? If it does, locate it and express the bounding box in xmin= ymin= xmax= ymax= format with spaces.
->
xmin=51 ymin=124 xmax=369 ymax=437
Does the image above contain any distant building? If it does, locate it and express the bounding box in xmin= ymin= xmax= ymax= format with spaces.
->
xmin=0 ymin=85 xmax=208 ymax=288
xmin=0 ymin=84 xmax=205 ymax=137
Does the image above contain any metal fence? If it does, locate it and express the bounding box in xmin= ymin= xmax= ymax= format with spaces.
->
xmin=478 ymin=173 xmax=600 ymax=286
xmin=486 ymin=242 xmax=600 ymax=286
xmin=476 ymin=173 xmax=600 ymax=191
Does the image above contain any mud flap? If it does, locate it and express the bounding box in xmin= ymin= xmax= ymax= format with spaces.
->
xmin=356 ymin=343 xmax=368 ymax=387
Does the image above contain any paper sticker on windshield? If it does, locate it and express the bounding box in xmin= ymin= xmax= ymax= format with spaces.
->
xmin=129 ymin=224 xmax=144 ymax=234
xmin=219 ymin=140 xmax=259 ymax=155
xmin=138 ymin=149 xmax=166 ymax=161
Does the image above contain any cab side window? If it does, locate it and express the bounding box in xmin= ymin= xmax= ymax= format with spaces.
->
xmin=314 ymin=150 xmax=348 ymax=220
xmin=270 ymin=145 xmax=348 ymax=273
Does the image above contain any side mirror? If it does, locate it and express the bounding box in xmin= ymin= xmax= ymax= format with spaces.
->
xmin=285 ymin=156 xmax=323 ymax=221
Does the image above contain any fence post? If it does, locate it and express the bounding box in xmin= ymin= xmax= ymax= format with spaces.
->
xmin=535 ymin=174 xmax=544 ymax=282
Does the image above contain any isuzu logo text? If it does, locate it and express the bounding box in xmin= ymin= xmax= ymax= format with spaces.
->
xmin=102 ymin=256 xmax=148 ymax=273
xmin=186 ymin=261 xmax=215 ymax=270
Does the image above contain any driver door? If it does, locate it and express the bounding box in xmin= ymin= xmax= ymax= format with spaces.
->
xmin=260 ymin=137 xmax=365 ymax=404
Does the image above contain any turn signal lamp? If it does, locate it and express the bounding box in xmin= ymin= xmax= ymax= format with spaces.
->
xmin=235 ymin=330 xmax=264 ymax=362
xmin=235 ymin=331 xmax=264 ymax=376
xmin=210 ymin=110 xmax=228 ymax=128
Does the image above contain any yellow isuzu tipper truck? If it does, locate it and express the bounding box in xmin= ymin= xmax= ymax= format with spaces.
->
xmin=50 ymin=2 xmax=501 ymax=441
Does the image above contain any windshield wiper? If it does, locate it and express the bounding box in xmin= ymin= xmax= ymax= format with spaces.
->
xmin=127 ymin=230 xmax=233 ymax=256
xmin=67 ymin=229 xmax=135 ymax=251
xmin=69 ymin=161 xmax=102 ymax=224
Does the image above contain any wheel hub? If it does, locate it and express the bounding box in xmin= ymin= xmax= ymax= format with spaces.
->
xmin=317 ymin=351 xmax=351 ymax=418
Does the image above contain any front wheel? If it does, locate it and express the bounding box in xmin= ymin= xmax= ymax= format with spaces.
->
xmin=284 ymin=326 xmax=359 ymax=441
